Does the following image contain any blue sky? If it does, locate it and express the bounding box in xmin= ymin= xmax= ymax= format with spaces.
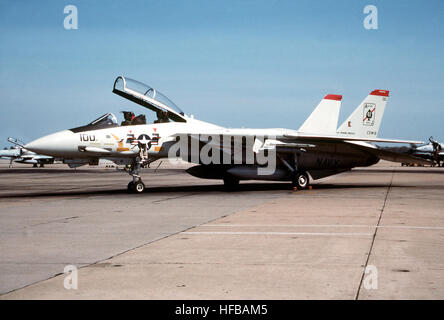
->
xmin=0 ymin=0 xmax=443 ymax=144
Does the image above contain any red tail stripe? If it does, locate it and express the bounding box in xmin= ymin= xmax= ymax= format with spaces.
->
xmin=324 ymin=94 xmax=342 ymax=101
xmin=370 ymin=89 xmax=389 ymax=97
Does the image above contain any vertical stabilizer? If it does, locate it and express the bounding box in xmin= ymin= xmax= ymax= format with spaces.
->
xmin=337 ymin=90 xmax=389 ymax=138
xmin=299 ymin=94 xmax=342 ymax=134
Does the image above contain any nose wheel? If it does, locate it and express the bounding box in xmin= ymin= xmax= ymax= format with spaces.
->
xmin=128 ymin=181 xmax=145 ymax=193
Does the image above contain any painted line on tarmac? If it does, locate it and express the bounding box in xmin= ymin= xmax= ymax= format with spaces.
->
xmin=183 ymin=231 xmax=373 ymax=237
xmin=200 ymin=224 xmax=444 ymax=230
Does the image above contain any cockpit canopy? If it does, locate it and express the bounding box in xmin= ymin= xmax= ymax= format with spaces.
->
xmin=69 ymin=77 xmax=188 ymax=133
xmin=70 ymin=113 xmax=119 ymax=133
xmin=90 ymin=113 xmax=118 ymax=126
xmin=113 ymin=76 xmax=186 ymax=123
xmin=70 ymin=112 xmax=119 ymax=132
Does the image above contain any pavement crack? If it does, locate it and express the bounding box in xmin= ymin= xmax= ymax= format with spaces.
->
xmin=355 ymin=170 xmax=394 ymax=300
xmin=29 ymin=216 xmax=79 ymax=227
xmin=152 ymin=193 xmax=199 ymax=204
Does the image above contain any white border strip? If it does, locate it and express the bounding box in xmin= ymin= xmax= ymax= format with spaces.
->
xmin=184 ymin=231 xmax=373 ymax=237
xmin=199 ymin=224 xmax=444 ymax=230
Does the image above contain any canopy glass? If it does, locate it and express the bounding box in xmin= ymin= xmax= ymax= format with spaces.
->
xmin=113 ymin=76 xmax=186 ymax=122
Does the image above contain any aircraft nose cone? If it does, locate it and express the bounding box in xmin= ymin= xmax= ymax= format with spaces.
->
xmin=25 ymin=130 xmax=76 ymax=156
xmin=24 ymin=139 xmax=46 ymax=154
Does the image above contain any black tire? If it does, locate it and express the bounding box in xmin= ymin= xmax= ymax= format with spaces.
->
xmin=133 ymin=181 xmax=145 ymax=193
xmin=223 ymin=175 xmax=239 ymax=191
xmin=292 ymin=171 xmax=309 ymax=189
xmin=127 ymin=181 xmax=135 ymax=193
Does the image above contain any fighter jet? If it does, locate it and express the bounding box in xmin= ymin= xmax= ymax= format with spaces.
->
xmin=0 ymin=137 xmax=54 ymax=167
xmin=24 ymin=76 xmax=429 ymax=193
xmin=410 ymin=137 xmax=444 ymax=166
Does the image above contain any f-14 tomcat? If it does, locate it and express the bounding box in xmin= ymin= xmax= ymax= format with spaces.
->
xmin=411 ymin=137 xmax=444 ymax=166
xmin=25 ymin=76 xmax=429 ymax=193
xmin=0 ymin=137 xmax=54 ymax=167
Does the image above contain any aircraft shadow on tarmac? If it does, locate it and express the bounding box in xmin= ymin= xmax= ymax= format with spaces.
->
xmin=1 ymin=168 xmax=444 ymax=176
xmin=353 ymin=168 xmax=444 ymax=174
xmin=1 ymin=166 xmax=441 ymax=199
xmin=0 ymin=182 xmax=423 ymax=199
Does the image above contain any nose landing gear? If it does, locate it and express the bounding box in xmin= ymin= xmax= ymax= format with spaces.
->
xmin=126 ymin=137 xmax=156 ymax=193
xmin=126 ymin=158 xmax=146 ymax=193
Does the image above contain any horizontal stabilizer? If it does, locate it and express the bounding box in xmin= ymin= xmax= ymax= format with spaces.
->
xmin=355 ymin=145 xmax=433 ymax=166
xmin=284 ymin=133 xmax=424 ymax=145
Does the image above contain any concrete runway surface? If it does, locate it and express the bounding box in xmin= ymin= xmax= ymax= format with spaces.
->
xmin=0 ymin=160 xmax=443 ymax=299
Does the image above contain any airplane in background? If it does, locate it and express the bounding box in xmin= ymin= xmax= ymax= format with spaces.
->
xmin=0 ymin=137 xmax=54 ymax=167
xmin=24 ymin=76 xmax=429 ymax=193
xmin=410 ymin=137 xmax=444 ymax=166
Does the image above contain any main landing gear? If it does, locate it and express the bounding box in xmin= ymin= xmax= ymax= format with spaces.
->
xmin=292 ymin=171 xmax=309 ymax=190
xmin=278 ymin=154 xmax=310 ymax=190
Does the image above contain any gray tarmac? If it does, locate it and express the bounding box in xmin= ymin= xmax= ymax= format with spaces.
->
xmin=0 ymin=160 xmax=443 ymax=299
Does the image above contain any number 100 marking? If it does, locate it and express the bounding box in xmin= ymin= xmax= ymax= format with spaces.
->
xmin=80 ymin=134 xmax=96 ymax=142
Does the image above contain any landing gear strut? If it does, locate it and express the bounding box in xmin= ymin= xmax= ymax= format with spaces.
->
xmin=278 ymin=153 xmax=310 ymax=190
